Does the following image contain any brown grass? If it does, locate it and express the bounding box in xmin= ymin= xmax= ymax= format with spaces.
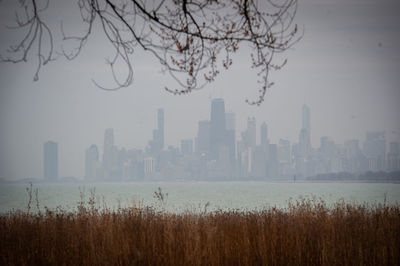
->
xmin=0 ymin=196 xmax=399 ymax=265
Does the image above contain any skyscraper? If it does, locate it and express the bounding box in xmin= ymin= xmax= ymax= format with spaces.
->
xmin=85 ymin=144 xmax=99 ymax=181
xmin=299 ymin=104 xmax=311 ymax=156
xmin=157 ymin=108 xmax=164 ymax=150
xmin=302 ymin=104 xmax=311 ymax=133
xmin=103 ymin=128 xmax=118 ymax=179
xmin=225 ymin=112 xmax=236 ymax=163
xmin=149 ymin=108 xmax=164 ymax=153
xmin=363 ymin=131 xmax=386 ymax=171
xmin=103 ymin=128 xmax=114 ymax=153
xmin=195 ymin=120 xmax=210 ymax=155
xmin=209 ymin=98 xmax=226 ymax=159
xmin=260 ymin=122 xmax=268 ymax=147
xmin=43 ymin=141 xmax=58 ymax=180
xmin=242 ymin=117 xmax=256 ymax=148
xmin=181 ymin=139 xmax=193 ymax=156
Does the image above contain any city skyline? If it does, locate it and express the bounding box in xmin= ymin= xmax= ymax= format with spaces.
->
xmin=3 ymin=97 xmax=400 ymax=181
xmin=1 ymin=0 xmax=399 ymax=179
xmin=78 ymin=100 xmax=398 ymax=181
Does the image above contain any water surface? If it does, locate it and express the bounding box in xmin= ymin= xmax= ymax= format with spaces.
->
xmin=0 ymin=182 xmax=399 ymax=213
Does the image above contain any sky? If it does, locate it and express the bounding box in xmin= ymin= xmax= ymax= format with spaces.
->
xmin=0 ymin=0 xmax=399 ymax=180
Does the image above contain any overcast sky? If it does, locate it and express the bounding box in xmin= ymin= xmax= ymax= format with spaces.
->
xmin=1 ymin=0 xmax=399 ymax=179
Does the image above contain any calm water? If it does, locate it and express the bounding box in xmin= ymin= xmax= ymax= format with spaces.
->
xmin=0 ymin=182 xmax=399 ymax=213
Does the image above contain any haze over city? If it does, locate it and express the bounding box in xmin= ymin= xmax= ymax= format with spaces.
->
xmin=0 ymin=0 xmax=399 ymax=180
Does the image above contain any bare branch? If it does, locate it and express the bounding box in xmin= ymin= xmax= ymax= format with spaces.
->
xmin=0 ymin=0 xmax=301 ymax=104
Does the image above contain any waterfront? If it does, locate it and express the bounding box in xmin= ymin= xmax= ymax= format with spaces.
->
xmin=1 ymin=182 xmax=399 ymax=213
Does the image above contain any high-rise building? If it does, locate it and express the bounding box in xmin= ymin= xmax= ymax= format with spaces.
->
xmin=209 ymin=98 xmax=226 ymax=159
xmin=181 ymin=139 xmax=193 ymax=156
xmin=44 ymin=141 xmax=58 ymax=180
xmin=387 ymin=142 xmax=400 ymax=170
xmin=278 ymin=139 xmax=291 ymax=163
xmin=85 ymin=144 xmax=99 ymax=181
xmin=157 ymin=108 xmax=164 ymax=150
xmin=149 ymin=108 xmax=164 ymax=153
xmin=260 ymin=122 xmax=268 ymax=147
xmin=195 ymin=120 xmax=210 ymax=155
xmin=225 ymin=112 xmax=236 ymax=163
xmin=302 ymin=104 xmax=311 ymax=133
xmin=363 ymin=131 xmax=386 ymax=171
xmin=104 ymin=128 xmax=114 ymax=150
xmin=103 ymin=128 xmax=117 ymax=178
xmin=296 ymin=104 xmax=312 ymax=177
xmin=241 ymin=117 xmax=256 ymax=148
xmin=344 ymin=139 xmax=363 ymax=173
xmin=299 ymin=104 xmax=311 ymax=156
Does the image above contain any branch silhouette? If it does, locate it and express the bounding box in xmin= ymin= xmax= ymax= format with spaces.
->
xmin=0 ymin=0 xmax=301 ymax=105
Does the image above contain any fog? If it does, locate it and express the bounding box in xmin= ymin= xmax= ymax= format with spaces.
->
xmin=0 ymin=0 xmax=399 ymax=180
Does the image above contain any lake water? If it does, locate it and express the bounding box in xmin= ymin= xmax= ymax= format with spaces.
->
xmin=0 ymin=182 xmax=399 ymax=214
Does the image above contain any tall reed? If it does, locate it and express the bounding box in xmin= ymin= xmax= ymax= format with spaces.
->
xmin=0 ymin=193 xmax=399 ymax=265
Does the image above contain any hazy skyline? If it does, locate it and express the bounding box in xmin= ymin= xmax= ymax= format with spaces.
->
xmin=1 ymin=0 xmax=399 ymax=179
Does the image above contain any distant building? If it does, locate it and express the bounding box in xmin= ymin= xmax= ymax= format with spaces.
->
xmin=44 ymin=141 xmax=58 ymax=180
xmin=344 ymin=139 xmax=363 ymax=173
xmin=295 ymin=104 xmax=313 ymax=177
xmin=302 ymin=104 xmax=311 ymax=133
xmin=144 ymin=157 xmax=156 ymax=176
xmin=195 ymin=120 xmax=210 ymax=155
xmin=242 ymin=117 xmax=256 ymax=148
xmin=260 ymin=122 xmax=269 ymax=147
xmin=181 ymin=139 xmax=193 ymax=156
xmin=149 ymin=109 xmax=164 ymax=154
xmin=225 ymin=112 xmax=236 ymax=164
xmin=363 ymin=131 xmax=386 ymax=171
xmin=85 ymin=144 xmax=99 ymax=181
xmin=278 ymin=139 xmax=291 ymax=164
xmin=102 ymin=128 xmax=118 ymax=179
xmin=387 ymin=142 xmax=400 ymax=170
xmin=209 ymin=98 xmax=226 ymax=159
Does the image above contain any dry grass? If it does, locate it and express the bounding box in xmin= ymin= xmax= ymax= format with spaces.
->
xmin=0 ymin=193 xmax=399 ymax=265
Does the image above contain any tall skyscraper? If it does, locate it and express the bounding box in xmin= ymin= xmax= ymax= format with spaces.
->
xmin=149 ymin=108 xmax=164 ymax=153
xmin=299 ymin=104 xmax=311 ymax=156
xmin=225 ymin=112 xmax=236 ymax=163
xmin=181 ymin=139 xmax=193 ymax=156
xmin=85 ymin=144 xmax=99 ymax=181
xmin=241 ymin=117 xmax=256 ymax=148
xmin=260 ymin=122 xmax=268 ymax=147
xmin=103 ymin=128 xmax=114 ymax=153
xmin=302 ymin=104 xmax=311 ymax=133
xmin=157 ymin=108 xmax=164 ymax=150
xmin=103 ymin=128 xmax=118 ymax=179
xmin=195 ymin=120 xmax=210 ymax=155
xmin=43 ymin=141 xmax=58 ymax=180
xmin=209 ymin=98 xmax=226 ymax=159
xmin=103 ymin=128 xmax=114 ymax=168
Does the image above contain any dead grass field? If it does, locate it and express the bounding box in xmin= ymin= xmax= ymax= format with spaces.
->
xmin=0 ymin=192 xmax=399 ymax=265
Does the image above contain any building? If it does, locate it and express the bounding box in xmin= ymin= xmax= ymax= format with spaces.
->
xmin=242 ymin=117 xmax=256 ymax=148
xmin=363 ymin=131 xmax=386 ymax=171
xmin=44 ymin=141 xmax=58 ymax=180
xmin=149 ymin=109 xmax=164 ymax=153
xmin=85 ymin=144 xmax=99 ymax=181
xmin=225 ymin=112 xmax=236 ymax=164
xmin=260 ymin=122 xmax=269 ymax=147
xmin=181 ymin=139 xmax=193 ymax=156
xmin=387 ymin=142 xmax=400 ymax=170
xmin=144 ymin=157 xmax=156 ymax=176
xmin=195 ymin=120 xmax=210 ymax=155
xmin=102 ymin=128 xmax=118 ymax=179
xmin=209 ymin=98 xmax=227 ymax=159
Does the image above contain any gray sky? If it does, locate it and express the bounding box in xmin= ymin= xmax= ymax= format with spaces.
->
xmin=0 ymin=0 xmax=399 ymax=179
